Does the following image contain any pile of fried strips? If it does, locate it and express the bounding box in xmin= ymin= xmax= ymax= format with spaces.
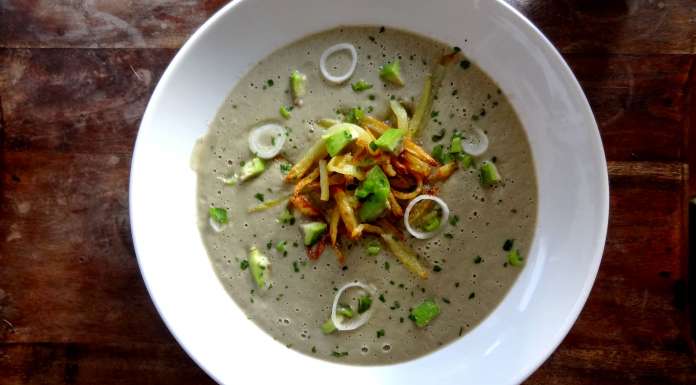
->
xmin=281 ymin=52 xmax=462 ymax=280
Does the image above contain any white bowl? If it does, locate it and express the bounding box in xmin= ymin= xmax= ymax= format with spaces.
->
xmin=129 ymin=0 xmax=609 ymax=384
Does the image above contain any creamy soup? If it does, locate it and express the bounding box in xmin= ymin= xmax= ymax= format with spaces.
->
xmin=194 ymin=26 xmax=537 ymax=365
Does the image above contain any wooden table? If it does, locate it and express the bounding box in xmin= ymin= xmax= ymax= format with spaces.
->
xmin=1 ymin=1 xmax=694 ymax=383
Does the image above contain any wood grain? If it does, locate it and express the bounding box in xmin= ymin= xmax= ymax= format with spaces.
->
xmin=567 ymin=54 xmax=693 ymax=162
xmin=530 ymin=161 xmax=694 ymax=384
xmin=0 ymin=48 xmax=175 ymax=155
xmin=2 ymin=0 xmax=694 ymax=54
xmin=0 ymin=0 xmax=228 ymax=49
xmin=0 ymin=0 xmax=694 ymax=384
xmin=508 ymin=0 xmax=696 ymax=55
xmin=0 ymin=343 xmax=213 ymax=384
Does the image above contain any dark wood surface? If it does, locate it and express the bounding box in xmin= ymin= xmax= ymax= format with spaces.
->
xmin=1 ymin=1 xmax=694 ymax=383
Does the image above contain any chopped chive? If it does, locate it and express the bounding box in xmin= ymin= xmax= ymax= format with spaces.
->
xmin=240 ymin=260 xmax=249 ymax=270
xmin=449 ymin=215 xmax=460 ymax=226
xmin=254 ymin=193 xmax=265 ymax=202
xmin=503 ymin=239 xmax=514 ymax=251
xmin=357 ymin=295 xmax=373 ymax=314
xmin=431 ymin=129 xmax=446 ymax=142
xmin=280 ymin=162 xmax=292 ymax=174
xmin=376 ymin=329 xmax=385 ymax=338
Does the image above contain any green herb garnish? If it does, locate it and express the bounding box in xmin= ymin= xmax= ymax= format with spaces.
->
xmin=280 ymin=162 xmax=292 ymax=174
xmin=449 ymin=215 xmax=460 ymax=226
xmin=376 ymin=329 xmax=385 ymax=338
xmin=431 ymin=129 xmax=446 ymax=142
xmin=357 ymin=295 xmax=373 ymax=314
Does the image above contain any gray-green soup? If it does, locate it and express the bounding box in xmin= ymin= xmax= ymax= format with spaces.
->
xmin=194 ymin=26 xmax=537 ymax=365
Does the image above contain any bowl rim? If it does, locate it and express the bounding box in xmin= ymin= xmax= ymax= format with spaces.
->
xmin=129 ymin=0 xmax=609 ymax=383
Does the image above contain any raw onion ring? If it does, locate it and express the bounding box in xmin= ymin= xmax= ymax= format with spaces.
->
xmin=331 ymin=282 xmax=375 ymax=331
xmin=320 ymin=43 xmax=358 ymax=84
xmin=248 ymin=123 xmax=286 ymax=159
xmin=403 ymin=195 xmax=450 ymax=239
xmin=462 ymin=127 xmax=489 ymax=156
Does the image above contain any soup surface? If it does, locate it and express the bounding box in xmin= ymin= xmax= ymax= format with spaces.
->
xmin=194 ymin=26 xmax=537 ymax=365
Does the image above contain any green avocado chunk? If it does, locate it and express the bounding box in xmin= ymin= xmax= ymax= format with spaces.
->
xmin=324 ymin=129 xmax=354 ymax=157
xmin=379 ymin=60 xmax=404 ymax=86
xmin=239 ymin=157 xmax=265 ymax=181
xmin=248 ymin=246 xmax=270 ymax=289
xmin=479 ymin=160 xmax=501 ymax=186
xmin=374 ymin=128 xmax=405 ymax=154
xmin=355 ymin=166 xmax=390 ymax=222
xmin=410 ymin=299 xmax=440 ymax=327
xmin=301 ymin=222 xmax=327 ymax=246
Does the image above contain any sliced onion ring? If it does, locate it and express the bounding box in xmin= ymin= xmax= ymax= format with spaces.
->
xmin=331 ymin=282 xmax=375 ymax=331
xmin=320 ymin=43 xmax=358 ymax=84
xmin=462 ymin=127 xmax=489 ymax=156
xmin=404 ymin=195 xmax=450 ymax=240
xmin=248 ymin=123 xmax=286 ymax=159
